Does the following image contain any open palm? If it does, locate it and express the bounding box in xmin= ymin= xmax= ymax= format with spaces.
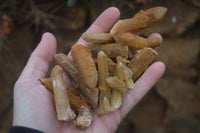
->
xmin=13 ymin=7 xmax=165 ymax=133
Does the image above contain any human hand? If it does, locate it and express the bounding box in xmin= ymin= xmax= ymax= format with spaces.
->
xmin=13 ymin=7 xmax=165 ymax=133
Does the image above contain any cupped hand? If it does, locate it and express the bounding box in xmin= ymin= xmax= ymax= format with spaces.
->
xmin=13 ymin=7 xmax=165 ymax=133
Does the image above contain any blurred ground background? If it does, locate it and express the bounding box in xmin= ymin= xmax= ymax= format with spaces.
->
xmin=0 ymin=0 xmax=200 ymax=132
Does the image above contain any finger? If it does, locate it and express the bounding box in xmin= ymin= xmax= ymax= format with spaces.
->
xmin=148 ymin=33 xmax=163 ymax=41
xmin=120 ymin=61 xmax=165 ymax=117
xmin=86 ymin=7 xmax=120 ymax=33
xmin=19 ymin=33 xmax=57 ymax=81
xmin=148 ymin=33 xmax=163 ymax=50
xmin=77 ymin=7 xmax=120 ymax=45
xmin=67 ymin=7 xmax=120 ymax=59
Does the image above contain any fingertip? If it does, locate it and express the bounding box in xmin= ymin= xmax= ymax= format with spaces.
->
xmin=106 ymin=7 xmax=120 ymax=17
xmin=141 ymin=61 xmax=165 ymax=85
xmin=148 ymin=33 xmax=163 ymax=42
xmin=148 ymin=33 xmax=163 ymax=50
xmin=151 ymin=61 xmax=166 ymax=75
xmin=41 ymin=32 xmax=57 ymax=54
xmin=86 ymin=6 xmax=120 ymax=34
xmin=33 ymin=32 xmax=57 ymax=64
xmin=42 ymin=32 xmax=57 ymax=45
xmin=156 ymin=61 xmax=166 ymax=71
xmin=103 ymin=6 xmax=120 ymax=23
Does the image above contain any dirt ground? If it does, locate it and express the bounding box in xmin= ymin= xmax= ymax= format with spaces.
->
xmin=0 ymin=0 xmax=200 ymax=132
